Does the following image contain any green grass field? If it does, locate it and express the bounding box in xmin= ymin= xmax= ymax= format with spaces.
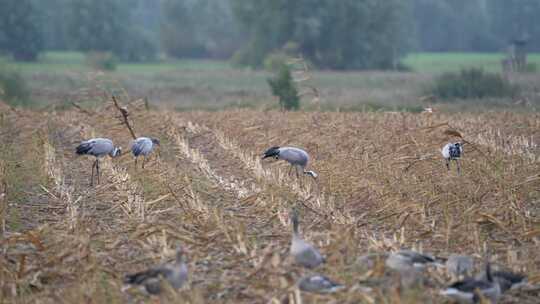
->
xmin=3 ymin=51 xmax=540 ymax=74
xmin=1 ymin=51 xmax=231 ymax=74
xmin=1 ymin=51 xmax=539 ymax=111
xmin=403 ymin=52 xmax=540 ymax=73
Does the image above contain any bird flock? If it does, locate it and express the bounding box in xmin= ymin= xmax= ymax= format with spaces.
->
xmin=75 ymin=136 xmax=528 ymax=302
xmin=75 ymin=136 xmax=160 ymax=186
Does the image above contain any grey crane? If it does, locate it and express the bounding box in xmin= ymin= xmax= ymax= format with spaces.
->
xmin=476 ymin=267 xmax=527 ymax=293
xmin=446 ymin=254 xmax=474 ymax=281
xmin=440 ymin=263 xmax=501 ymax=304
xmin=131 ymin=137 xmax=160 ymax=168
xmin=262 ymin=146 xmax=318 ymax=179
xmin=123 ymin=248 xmax=188 ymax=295
xmin=290 ymin=209 xmax=325 ymax=269
xmin=442 ymin=142 xmax=463 ymax=173
xmin=298 ymin=274 xmax=344 ymax=294
xmin=385 ymin=250 xmax=443 ymax=272
xmin=76 ymin=138 xmax=122 ymax=186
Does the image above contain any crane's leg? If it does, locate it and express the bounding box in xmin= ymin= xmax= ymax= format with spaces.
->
xmin=288 ymin=164 xmax=294 ymax=177
xmin=298 ymin=166 xmax=305 ymax=189
xmin=96 ymin=159 xmax=100 ymax=185
xmin=90 ymin=159 xmax=96 ymax=186
xmin=445 ymin=159 xmax=450 ymax=171
xmin=142 ymin=156 xmax=146 ymax=169
xmin=456 ymin=159 xmax=461 ymax=174
xmin=134 ymin=157 xmax=138 ymax=169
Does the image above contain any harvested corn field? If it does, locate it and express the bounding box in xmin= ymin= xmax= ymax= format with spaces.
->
xmin=1 ymin=100 xmax=539 ymax=303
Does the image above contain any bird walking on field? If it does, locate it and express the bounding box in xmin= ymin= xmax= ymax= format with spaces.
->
xmin=290 ymin=209 xmax=325 ymax=269
xmin=76 ymin=138 xmax=122 ymax=186
xmin=131 ymin=137 xmax=160 ymax=169
xmin=442 ymin=142 xmax=463 ymax=173
xmin=262 ymin=146 xmax=318 ymax=179
xmin=440 ymin=262 xmax=501 ymax=304
xmin=123 ymin=248 xmax=188 ymax=295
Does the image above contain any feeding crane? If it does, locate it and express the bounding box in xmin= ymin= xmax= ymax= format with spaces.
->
xmin=131 ymin=137 xmax=160 ymax=168
xmin=76 ymin=138 xmax=122 ymax=186
xmin=262 ymin=146 xmax=318 ymax=179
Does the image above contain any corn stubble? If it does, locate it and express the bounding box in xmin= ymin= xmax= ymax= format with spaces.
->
xmin=0 ymin=100 xmax=539 ymax=303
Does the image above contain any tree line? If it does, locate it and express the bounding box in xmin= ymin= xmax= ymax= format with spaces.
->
xmin=0 ymin=0 xmax=538 ymax=69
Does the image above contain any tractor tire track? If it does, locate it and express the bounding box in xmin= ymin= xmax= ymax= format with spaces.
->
xmin=0 ymin=107 xmax=50 ymax=232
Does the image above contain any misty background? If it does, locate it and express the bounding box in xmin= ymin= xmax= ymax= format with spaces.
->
xmin=0 ymin=0 xmax=539 ymax=112
xmin=1 ymin=0 xmax=538 ymax=67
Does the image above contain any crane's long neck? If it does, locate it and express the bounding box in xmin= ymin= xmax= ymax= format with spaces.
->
xmin=109 ymin=147 xmax=121 ymax=158
xmin=176 ymin=250 xmax=185 ymax=265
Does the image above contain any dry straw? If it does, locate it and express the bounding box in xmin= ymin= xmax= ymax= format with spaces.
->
xmin=1 ymin=97 xmax=539 ymax=303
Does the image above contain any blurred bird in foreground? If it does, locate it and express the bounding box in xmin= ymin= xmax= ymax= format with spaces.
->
xmin=123 ymin=247 xmax=188 ymax=295
xmin=298 ymin=274 xmax=344 ymax=294
xmin=441 ymin=262 xmax=501 ymax=304
xmin=446 ymin=254 xmax=474 ymax=281
xmin=290 ymin=209 xmax=325 ymax=269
